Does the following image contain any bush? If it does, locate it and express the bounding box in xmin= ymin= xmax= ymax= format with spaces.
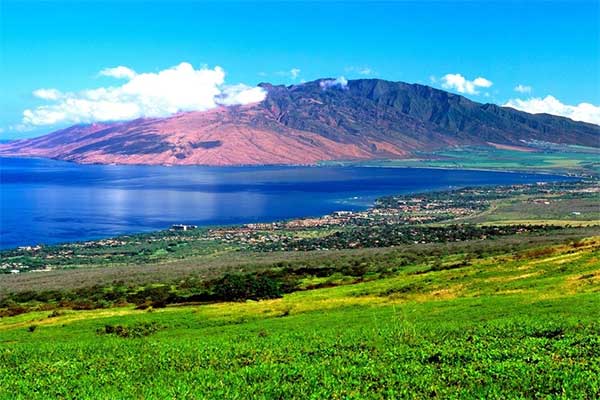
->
xmin=126 ymin=286 xmax=173 ymax=306
xmin=0 ymin=305 xmax=29 ymax=318
xmin=48 ymin=310 xmax=65 ymax=318
xmin=71 ymin=300 xmax=97 ymax=310
xmin=214 ymin=273 xmax=283 ymax=302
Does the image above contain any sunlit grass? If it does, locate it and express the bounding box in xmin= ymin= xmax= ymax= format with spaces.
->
xmin=1 ymin=237 xmax=598 ymax=398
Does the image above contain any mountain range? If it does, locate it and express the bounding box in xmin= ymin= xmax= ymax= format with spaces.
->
xmin=1 ymin=78 xmax=598 ymax=165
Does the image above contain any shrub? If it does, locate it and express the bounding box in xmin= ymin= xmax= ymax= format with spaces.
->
xmin=48 ymin=310 xmax=64 ymax=318
xmin=213 ymin=273 xmax=283 ymax=301
xmin=126 ymin=286 xmax=173 ymax=306
xmin=0 ymin=305 xmax=29 ymax=318
xmin=71 ymin=300 xmax=97 ymax=310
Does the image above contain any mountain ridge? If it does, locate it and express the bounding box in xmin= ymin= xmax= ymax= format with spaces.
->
xmin=1 ymin=78 xmax=598 ymax=166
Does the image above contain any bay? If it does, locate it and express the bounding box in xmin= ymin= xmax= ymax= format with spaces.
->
xmin=0 ymin=157 xmax=574 ymax=249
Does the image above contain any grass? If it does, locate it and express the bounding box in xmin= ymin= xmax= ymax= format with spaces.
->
xmin=2 ymin=226 xmax=598 ymax=295
xmin=1 ymin=237 xmax=599 ymax=399
xmin=458 ymin=196 xmax=600 ymax=226
xmin=322 ymin=146 xmax=600 ymax=176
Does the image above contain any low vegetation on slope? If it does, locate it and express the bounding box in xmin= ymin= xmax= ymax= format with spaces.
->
xmin=327 ymin=146 xmax=600 ymax=177
xmin=1 ymin=237 xmax=599 ymax=398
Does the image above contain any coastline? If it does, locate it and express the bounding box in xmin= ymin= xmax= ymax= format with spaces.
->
xmin=1 ymin=153 xmax=595 ymax=178
xmin=0 ymin=168 xmax=580 ymax=252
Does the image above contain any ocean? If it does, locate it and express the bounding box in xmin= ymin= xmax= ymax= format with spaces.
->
xmin=0 ymin=157 xmax=574 ymax=249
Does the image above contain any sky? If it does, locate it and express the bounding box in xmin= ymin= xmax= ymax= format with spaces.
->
xmin=1 ymin=0 xmax=599 ymax=139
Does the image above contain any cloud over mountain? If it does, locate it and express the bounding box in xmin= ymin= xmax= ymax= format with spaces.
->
xmin=514 ymin=84 xmax=532 ymax=94
xmin=22 ymin=62 xmax=267 ymax=127
xmin=320 ymin=76 xmax=348 ymax=89
xmin=440 ymin=73 xmax=492 ymax=95
xmin=4 ymin=78 xmax=598 ymax=166
xmin=503 ymin=95 xmax=600 ymax=125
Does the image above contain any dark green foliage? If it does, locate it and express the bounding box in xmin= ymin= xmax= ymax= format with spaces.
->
xmin=47 ymin=310 xmax=64 ymax=318
xmin=414 ymin=259 xmax=471 ymax=275
xmin=213 ymin=273 xmax=283 ymax=301
xmin=126 ymin=286 xmax=173 ymax=308
xmin=256 ymin=224 xmax=564 ymax=252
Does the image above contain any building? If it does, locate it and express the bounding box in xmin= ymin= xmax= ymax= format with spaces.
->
xmin=170 ymin=224 xmax=198 ymax=231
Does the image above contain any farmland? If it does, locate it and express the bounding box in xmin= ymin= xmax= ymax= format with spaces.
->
xmin=324 ymin=146 xmax=600 ymax=177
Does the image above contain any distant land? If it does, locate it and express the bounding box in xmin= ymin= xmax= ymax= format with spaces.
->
xmin=1 ymin=78 xmax=598 ymax=166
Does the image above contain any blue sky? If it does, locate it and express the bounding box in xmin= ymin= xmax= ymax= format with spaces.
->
xmin=1 ymin=0 xmax=599 ymax=139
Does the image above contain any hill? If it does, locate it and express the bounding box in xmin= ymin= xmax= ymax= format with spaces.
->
xmin=1 ymin=79 xmax=598 ymax=165
xmin=1 ymin=235 xmax=598 ymax=398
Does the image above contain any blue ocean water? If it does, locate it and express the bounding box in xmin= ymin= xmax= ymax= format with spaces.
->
xmin=0 ymin=157 xmax=574 ymax=249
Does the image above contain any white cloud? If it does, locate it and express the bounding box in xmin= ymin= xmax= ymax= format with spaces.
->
xmin=472 ymin=77 xmax=492 ymax=88
xmin=216 ymin=84 xmax=269 ymax=106
xmin=345 ymin=66 xmax=374 ymax=76
xmin=503 ymin=95 xmax=600 ymax=125
xmin=440 ymin=73 xmax=493 ymax=95
xmin=320 ymin=76 xmax=348 ymax=90
xmin=22 ymin=62 xmax=267 ymax=127
xmin=99 ymin=66 xmax=137 ymax=80
xmin=33 ymin=88 xmax=63 ymax=100
xmin=275 ymin=68 xmax=302 ymax=80
xmin=514 ymin=84 xmax=532 ymax=94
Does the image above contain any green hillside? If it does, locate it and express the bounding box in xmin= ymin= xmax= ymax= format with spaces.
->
xmin=1 ymin=237 xmax=598 ymax=399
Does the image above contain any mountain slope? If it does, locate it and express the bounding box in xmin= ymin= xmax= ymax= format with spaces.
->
xmin=1 ymin=79 xmax=598 ymax=165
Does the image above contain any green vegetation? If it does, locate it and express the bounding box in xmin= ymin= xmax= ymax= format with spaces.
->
xmin=255 ymin=224 xmax=564 ymax=251
xmin=2 ymin=227 xmax=598 ymax=312
xmin=1 ymin=237 xmax=599 ymax=398
xmin=323 ymin=146 xmax=600 ymax=176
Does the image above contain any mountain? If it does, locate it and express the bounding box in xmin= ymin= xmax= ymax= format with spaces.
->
xmin=1 ymin=79 xmax=598 ymax=165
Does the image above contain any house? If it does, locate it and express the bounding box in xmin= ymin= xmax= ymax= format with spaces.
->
xmin=170 ymin=224 xmax=198 ymax=231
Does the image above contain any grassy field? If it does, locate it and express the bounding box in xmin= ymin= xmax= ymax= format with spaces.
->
xmin=458 ymin=195 xmax=600 ymax=226
xmin=1 ymin=236 xmax=599 ymax=399
xmin=323 ymin=146 xmax=600 ymax=176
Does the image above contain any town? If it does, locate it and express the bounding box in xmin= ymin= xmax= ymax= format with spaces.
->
xmin=1 ymin=180 xmax=597 ymax=274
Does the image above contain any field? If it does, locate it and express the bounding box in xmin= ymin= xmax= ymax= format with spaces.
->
xmin=323 ymin=146 xmax=600 ymax=176
xmin=1 ymin=236 xmax=599 ymax=398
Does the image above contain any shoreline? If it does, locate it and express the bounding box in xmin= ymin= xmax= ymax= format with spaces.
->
xmin=0 ymin=173 xmax=581 ymax=252
xmin=0 ymin=154 xmax=593 ymax=178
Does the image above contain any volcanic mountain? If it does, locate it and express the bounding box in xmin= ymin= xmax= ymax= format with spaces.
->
xmin=2 ymin=79 xmax=598 ymax=165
